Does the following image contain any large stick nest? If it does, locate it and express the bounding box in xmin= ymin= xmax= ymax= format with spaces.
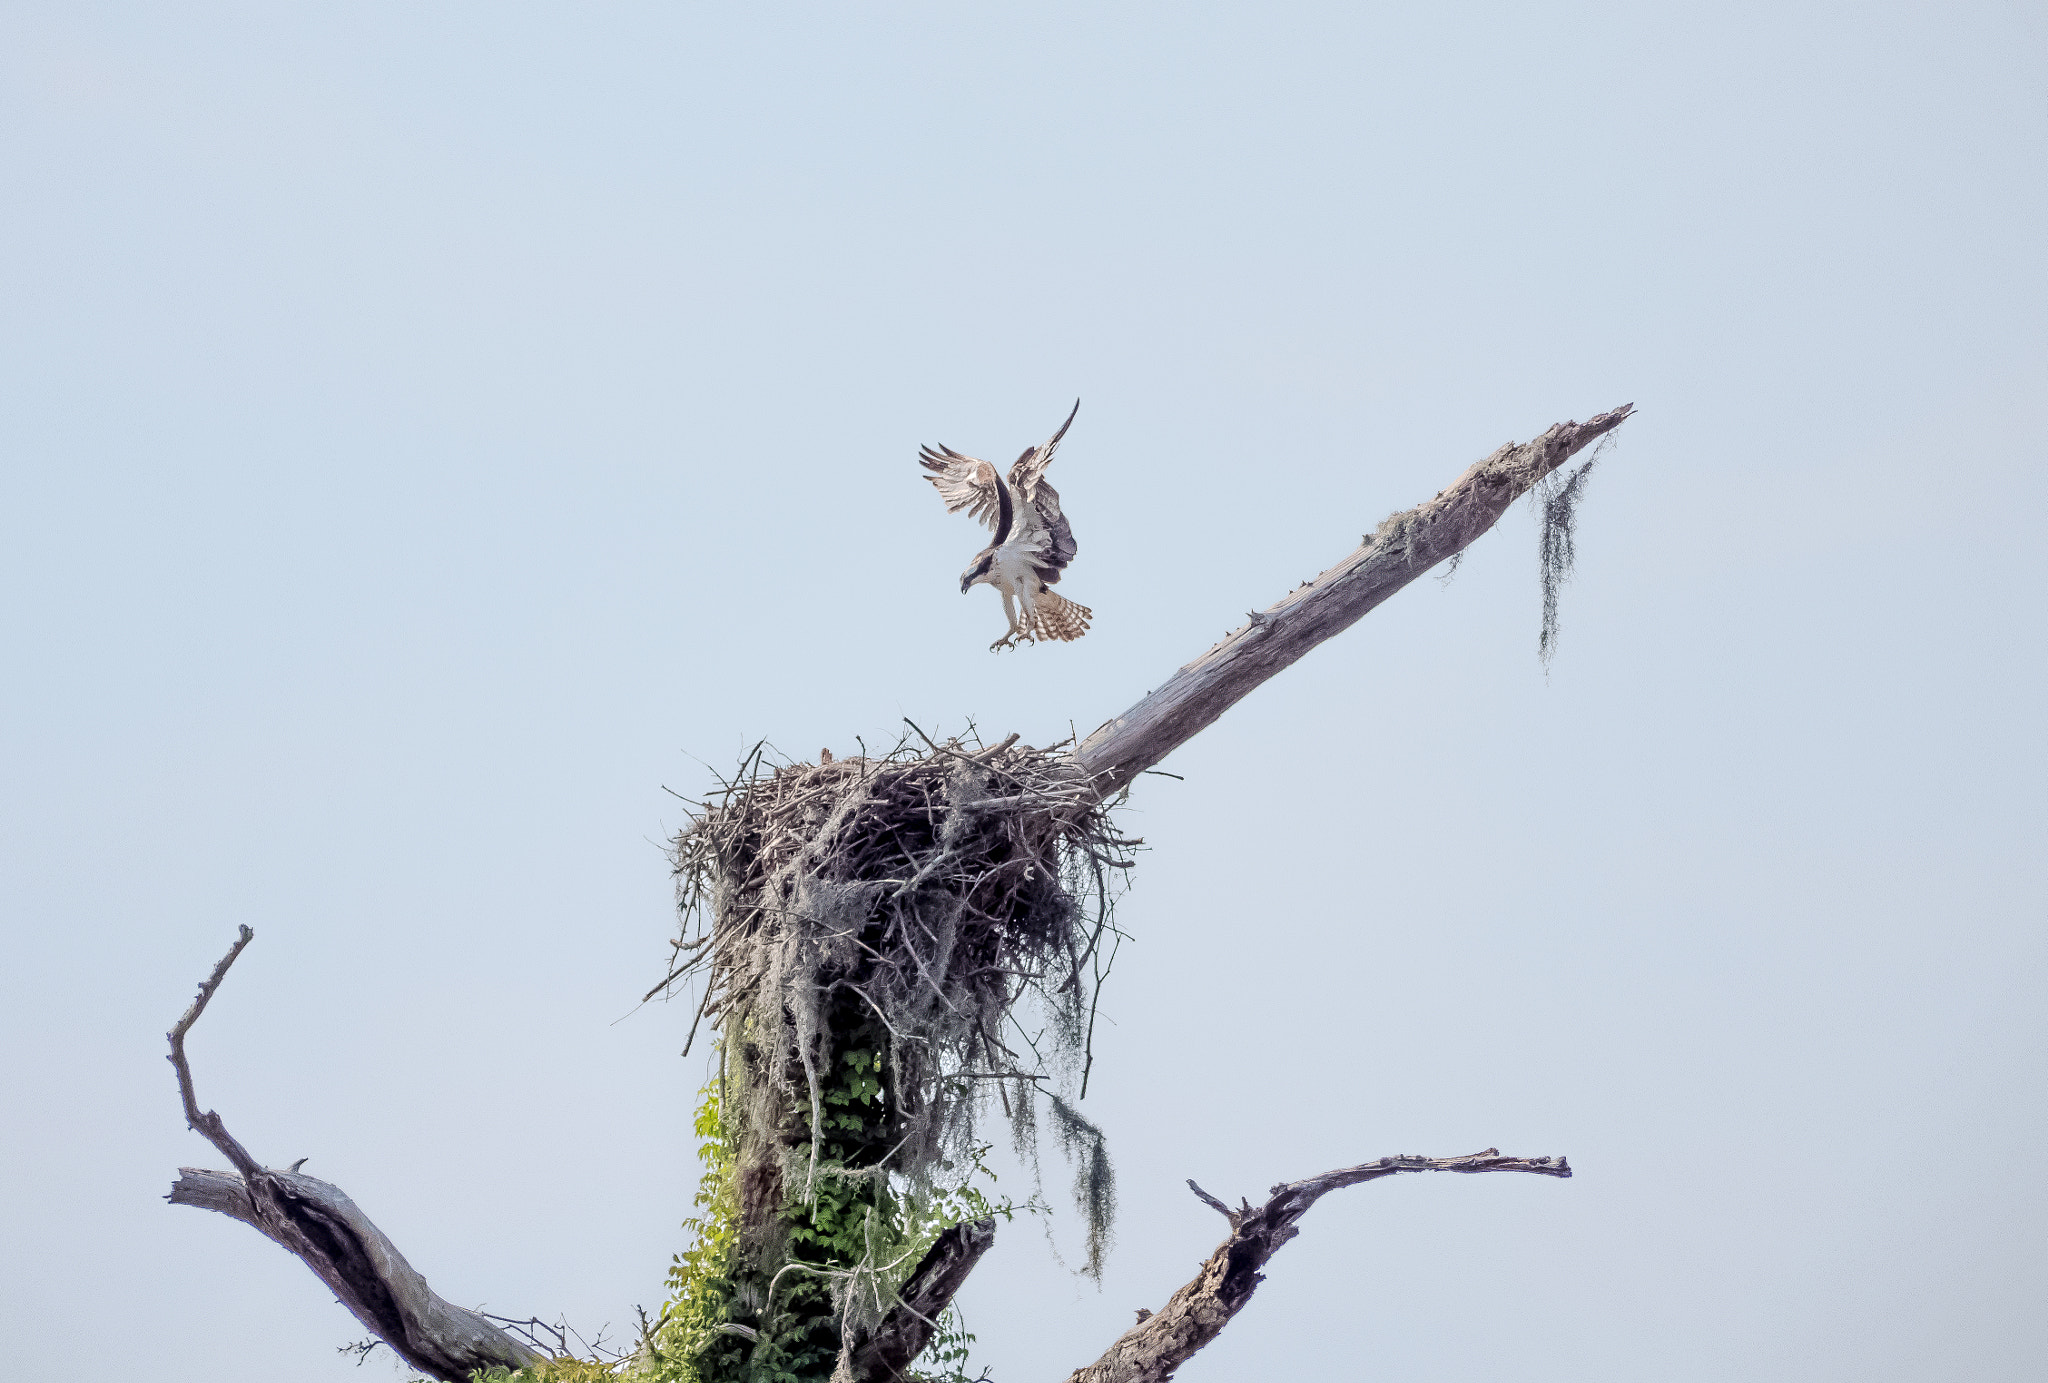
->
xmin=656 ymin=725 xmax=1135 ymax=1267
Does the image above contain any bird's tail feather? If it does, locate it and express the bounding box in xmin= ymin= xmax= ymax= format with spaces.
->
xmin=1029 ymin=590 xmax=1093 ymax=643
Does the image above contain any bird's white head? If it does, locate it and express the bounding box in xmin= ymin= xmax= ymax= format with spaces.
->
xmin=960 ymin=553 xmax=994 ymax=594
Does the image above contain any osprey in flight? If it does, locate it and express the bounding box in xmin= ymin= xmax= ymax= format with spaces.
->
xmin=920 ymin=400 xmax=1093 ymax=651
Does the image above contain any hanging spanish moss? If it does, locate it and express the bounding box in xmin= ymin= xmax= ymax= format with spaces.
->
xmin=1534 ymin=432 xmax=1618 ymax=666
xmin=648 ymin=725 xmax=1132 ymax=1377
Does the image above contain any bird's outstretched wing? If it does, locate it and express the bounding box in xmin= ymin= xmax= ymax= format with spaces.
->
xmin=1006 ymin=398 xmax=1080 ymax=504
xmin=1030 ymin=479 xmax=1078 ymax=585
xmin=918 ymin=443 xmax=1005 ymax=530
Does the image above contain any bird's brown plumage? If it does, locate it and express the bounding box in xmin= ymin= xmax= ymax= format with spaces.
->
xmin=919 ymin=400 xmax=1089 ymax=650
xmin=918 ymin=398 xmax=1081 ymax=584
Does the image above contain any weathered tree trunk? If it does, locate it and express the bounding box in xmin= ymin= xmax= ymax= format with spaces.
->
xmin=166 ymin=405 xmax=1629 ymax=1383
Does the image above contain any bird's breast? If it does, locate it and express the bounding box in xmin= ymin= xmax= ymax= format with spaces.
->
xmin=989 ymin=544 xmax=1043 ymax=593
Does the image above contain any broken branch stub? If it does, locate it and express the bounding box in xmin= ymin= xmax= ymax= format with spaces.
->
xmin=1074 ymin=404 xmax=1634 ymax=797
xmin=832 ymin=1217 xmax=998 ymax=1383
xmin=1065 ymin=1150 xmax=1572 ymax=1383
xmin=164 ymin=929 xmax=540 ymax=1382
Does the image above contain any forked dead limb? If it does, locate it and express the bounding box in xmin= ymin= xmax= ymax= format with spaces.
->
xmin=165 ymin=928 xmax=540 ymax=1382
xmin=1063 ymin=1150 xmax=1572 ymax=1383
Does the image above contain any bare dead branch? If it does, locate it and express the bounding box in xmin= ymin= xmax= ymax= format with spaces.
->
xmin=1064 ymin=1149 xmax=1572 ymax=1383
xmin=167 ymin=924 xmax=264 ymax=1182
xmin=836 ymin=1217 xmax=998 ymax=1383
xmin=1182 ymin=1179 xmax=1235 ymax=1224
xmin=164 ymin=931 xmax=541 ymax=1382
xmin=1074 ymin=404 xmax=1635 ymax=797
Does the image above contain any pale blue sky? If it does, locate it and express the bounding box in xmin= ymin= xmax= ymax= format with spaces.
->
xmin=2 ymin=4 xmax=2043 ymax=1380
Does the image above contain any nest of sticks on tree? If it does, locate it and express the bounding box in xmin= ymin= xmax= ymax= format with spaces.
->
xmin=655 ymin=724 xmax=1135 ymax=1276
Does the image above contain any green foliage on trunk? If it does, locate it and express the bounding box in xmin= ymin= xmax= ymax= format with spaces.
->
xmin=631 ymin=1030 xmax=1018 ymax=1383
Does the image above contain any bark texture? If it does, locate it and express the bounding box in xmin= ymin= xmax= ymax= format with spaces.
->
xmin=1074 ymin=404 xmax=1633 ymax=796
xmin=165 ymin=928 xmax=539 ymax=1382
xmin=167 ymin=1166 xmax=540 ymax=1378
xmin=1064 ymin=1150 xmax=1572 ymax=1383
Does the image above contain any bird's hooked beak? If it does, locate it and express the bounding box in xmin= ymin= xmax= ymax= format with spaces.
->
xmin=959 ymin=573 xmax=972 ymax=594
